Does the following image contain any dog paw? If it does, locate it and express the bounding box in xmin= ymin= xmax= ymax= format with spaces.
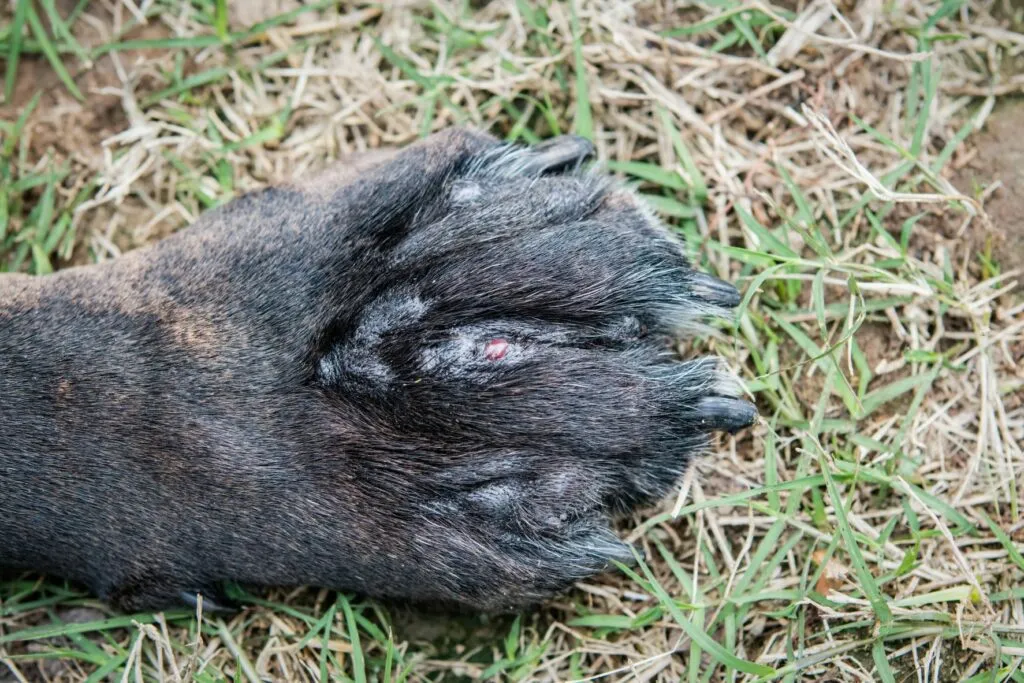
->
xmin=310 ymin=133 xmax=756 ymax=608
xmin=0 ymin=130 xmax=755 ymax=615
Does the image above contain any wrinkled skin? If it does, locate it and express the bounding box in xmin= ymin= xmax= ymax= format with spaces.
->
xmin=0 ymin=129 xmax=756 ymax=613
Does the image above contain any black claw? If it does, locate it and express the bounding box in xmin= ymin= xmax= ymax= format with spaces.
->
xmin=608 ymin=540 xmax=641 ymax=567
xmin=524 ymin=135 xmax=596 ymax=175
xmin=179 ymin=588 xmax=237 ymax=614
xmin=689 ymin=272 xmax=742 ymax=308
xmin=694 ymin=396 xmax=757 ymax=434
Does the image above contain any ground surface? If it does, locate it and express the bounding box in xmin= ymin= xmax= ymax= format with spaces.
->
xmin=1 ymin=1 xmax=1023 ymax=681
xmin=955 ymin=99 xmax=1024 ymax=268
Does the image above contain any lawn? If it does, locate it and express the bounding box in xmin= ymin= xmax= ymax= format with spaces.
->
xmin=1 ymin=0 xmax=1022 ymax=681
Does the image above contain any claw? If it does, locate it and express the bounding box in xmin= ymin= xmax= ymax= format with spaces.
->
xmin=694 ymin=396 xmax=758 ymax=434
xmin=522 ymin=135 xmax=596 ymax=175
xmin=179 ymin=588 xmax=237 ymax=614
xmin=606 ymin=539 xmax=642 ymax=568
xmin=463 ymin=135 xmax=597 ymax=181
xmin=572 ymin=528 xmax=639 ymax=571
xmin=688 ymin=272 xmax=742 ymax=308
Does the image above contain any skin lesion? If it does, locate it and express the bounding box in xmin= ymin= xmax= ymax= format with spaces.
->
xmin=483 ymin=338 xmax=509 ymax=361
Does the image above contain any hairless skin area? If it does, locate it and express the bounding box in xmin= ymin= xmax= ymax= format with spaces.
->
xmin=0 ymin=128 xmax=756 ymax=613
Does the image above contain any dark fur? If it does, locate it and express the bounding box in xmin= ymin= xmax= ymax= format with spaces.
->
xmin=0 ymin=129 xmax=756 ymax=612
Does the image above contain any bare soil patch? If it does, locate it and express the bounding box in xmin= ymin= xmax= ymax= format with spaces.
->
xmin=954 ymin=100 xmax=1024 ymax=278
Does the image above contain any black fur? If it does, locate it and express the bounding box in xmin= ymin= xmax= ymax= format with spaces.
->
xmin=0 ymin=129 xmax=756 ymax=612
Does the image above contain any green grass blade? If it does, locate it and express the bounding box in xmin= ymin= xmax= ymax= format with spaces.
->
xmin=621 ymin=555 xmax=775 ymax=676
xmin=735 ymin=204 xmax=799 ymax=259
xmin=25 ymin=3 xmax=84 ymax=101
xmin=141 ymin=66 xmax=232 ymax=107
xmin=605 ymin=160 xmax=685 ymax=190
xmin=319 ymin=602 xmax=337 ymax=682
xmin=978 ymin=511 xmax=1024 ymax=574
xmin=569 ymin=0 xmax=592 ymax=139
xmin=657 ymin=106 xmax=707 ymax=201
xmin=0 ymin=611 xmax=190 ymax=644
xmin=769 ymin=311 xmax=861 ymax=417
xmin=338 ymin=595 xmax=366 ymax=683
xmin=214 ymin=0 xmax=229 ymax=42
xmin=861 ymin=371 xmax=939 ymax=418
xmin=39 ymin=0 xmax=91 ymax=65
xmin=4 ymin=89 xmax=40 ymax=157
xmin=640 ymin=193 xmax=698 ymax=218
xmin=5 ymin=0 xmax=30 ymax=103
xmin=817 ymin=450 xmax=893 ymax=624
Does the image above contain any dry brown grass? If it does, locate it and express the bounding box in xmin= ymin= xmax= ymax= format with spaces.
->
xmin=1 ymin=0 xmax=1022 ymax=681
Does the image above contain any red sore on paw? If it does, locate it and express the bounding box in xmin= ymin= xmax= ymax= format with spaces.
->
xmin=484 ymin=339 xmax=509 ymax=361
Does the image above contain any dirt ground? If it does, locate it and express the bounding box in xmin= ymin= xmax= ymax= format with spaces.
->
xmin=954 ymin=100 xmax=1024 ymax=270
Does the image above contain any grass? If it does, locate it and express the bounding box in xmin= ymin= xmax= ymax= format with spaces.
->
xmin=1 ymin=0 xmax=1023 ymax=680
